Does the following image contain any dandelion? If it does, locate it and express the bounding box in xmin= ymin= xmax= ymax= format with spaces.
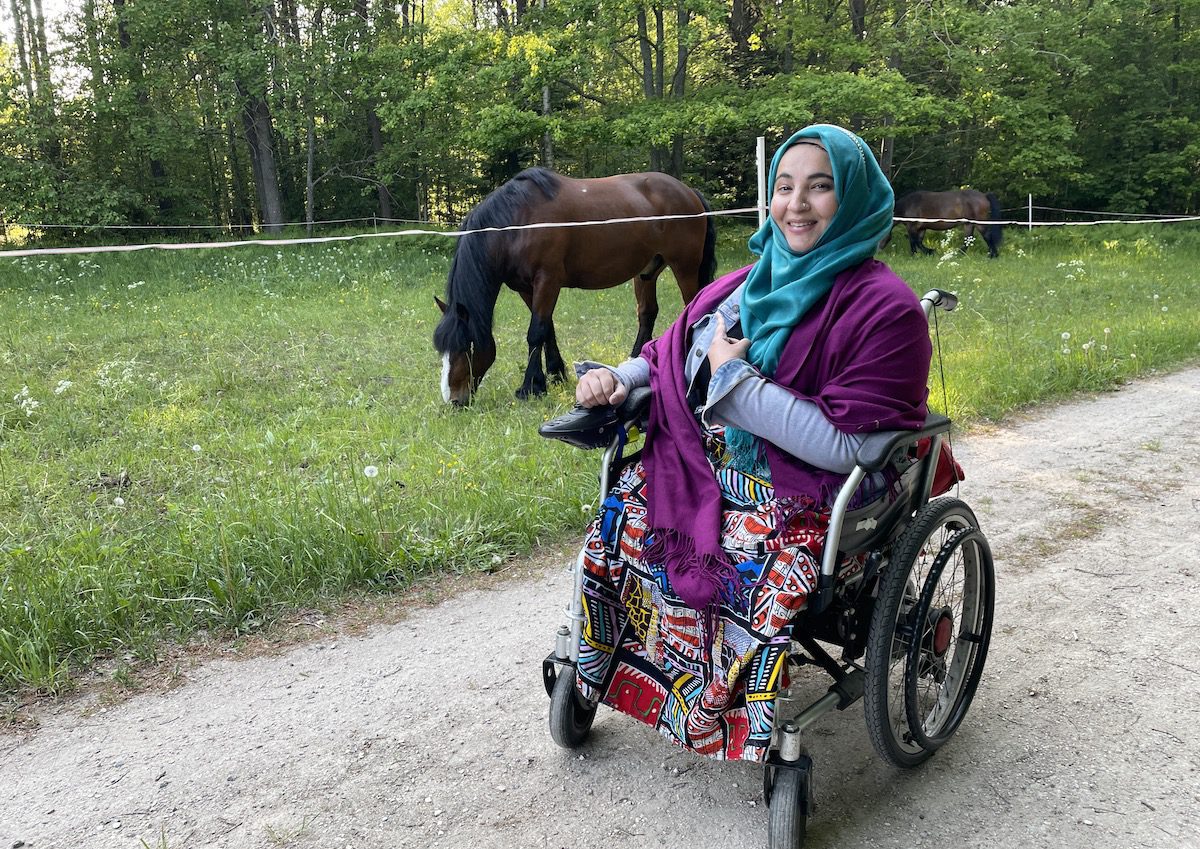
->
xmin=363 ymin=465 xmax=379 ymax=478
xmin=1061 ymin=347 xmax=1070 ymax=355
xmin=1061 ymin=332 xmax=1071 ymax=341
xmin=113 ymin=496 xmax=125 ymax=507
xmin=192 ymin=444 xmax=202 ymax=453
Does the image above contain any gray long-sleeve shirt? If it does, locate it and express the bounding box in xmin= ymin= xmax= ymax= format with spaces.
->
xmin=576 ymin=283 xmax=872 ymax=475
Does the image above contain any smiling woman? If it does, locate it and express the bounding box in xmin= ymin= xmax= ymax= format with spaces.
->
xmin=769 ymin=142 xmax=839 ymax=254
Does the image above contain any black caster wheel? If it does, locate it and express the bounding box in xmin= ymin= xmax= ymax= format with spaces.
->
xmin=766 ymin=760 xmax=812 ymax=849
xmin=548 ymin=663 xmax=597 ymax=748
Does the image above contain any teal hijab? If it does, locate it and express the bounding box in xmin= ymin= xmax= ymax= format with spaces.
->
xmin=741 ymin=124 xmax=894 ymax=374
xmin=728 ymin=124 xmax=895 ymax=470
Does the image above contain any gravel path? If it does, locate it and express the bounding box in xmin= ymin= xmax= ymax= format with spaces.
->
xmin=3 ymin=367 xmax=1199 ymax=849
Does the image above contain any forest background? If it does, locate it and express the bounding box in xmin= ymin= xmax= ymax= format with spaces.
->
xmin=1 ymin=0 xmax=1198 ymax=240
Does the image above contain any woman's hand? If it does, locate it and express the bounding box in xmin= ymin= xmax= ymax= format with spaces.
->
xmin=576 ymin=368 xmax=628 ymax=408
xmin=707 ymin=314 xmax=750 ymax=372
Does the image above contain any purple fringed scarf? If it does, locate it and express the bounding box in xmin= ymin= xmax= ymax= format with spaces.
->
xmin=638 ymin=259 xmax=932 ymax=612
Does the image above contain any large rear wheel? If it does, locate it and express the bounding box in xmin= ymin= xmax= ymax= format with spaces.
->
xmin=864 ymin=497 xmax=994 ymax=768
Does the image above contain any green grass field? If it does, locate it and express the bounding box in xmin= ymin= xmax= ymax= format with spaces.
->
xmin=2 ymin=222 xmax=1198 ymax=694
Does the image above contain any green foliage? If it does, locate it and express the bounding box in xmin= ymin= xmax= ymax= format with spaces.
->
xmin=3 ymin=0 xmax=1200 ymax=232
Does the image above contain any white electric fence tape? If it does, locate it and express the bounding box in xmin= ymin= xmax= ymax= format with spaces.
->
xmin=2 ymin=209 xmax=1198 ymax=260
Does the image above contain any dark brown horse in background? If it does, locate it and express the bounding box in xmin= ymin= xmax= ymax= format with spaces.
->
xmin=888 ymin=189 xmax=1003 ymax=258
xmin=433 ymin=167 xmax=717 ymax=406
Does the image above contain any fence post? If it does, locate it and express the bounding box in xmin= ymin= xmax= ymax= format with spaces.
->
xmin=1028 ymin=194 xmax=1033 ymax=233
xmin=757 ymin=137 xmax=767 ymax=228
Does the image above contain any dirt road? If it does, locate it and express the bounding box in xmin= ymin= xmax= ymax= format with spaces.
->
xmin=3 ymin=367 xmax=1199 ymax=849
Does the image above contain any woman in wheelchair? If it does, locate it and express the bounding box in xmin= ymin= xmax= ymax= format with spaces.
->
xmin=571 ymin=124 xmax=933 ymax=762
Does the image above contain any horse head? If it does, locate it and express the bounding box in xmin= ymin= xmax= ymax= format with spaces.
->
xmin=433 ymin=295 xmax=497 ymax=406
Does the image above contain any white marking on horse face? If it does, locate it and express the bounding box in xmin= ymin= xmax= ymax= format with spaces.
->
xmin=441 ymin=353 xmax=452 ymax=404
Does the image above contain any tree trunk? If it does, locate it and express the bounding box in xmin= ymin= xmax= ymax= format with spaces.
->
xmin=113 ymin=0 xmax=169 ymax=215
xmin=541 ymin=82 xmax=554 ymax=169
xmin=7 ymin=0 xmax=35 ymax=103
xmin=669 ymin=2 xmax=690 ymax=178
xmin=355 ymin=0 xmax=394 ymax=220
xmin=306 ymin=112 xmax=316 ymax=234
xmin=367 ymin=109 xmax=393 ymax=219
xmin=637 ymin=6 xmax=669 ymax=172
xmin=227 ymin=119 xmax=253 ymax=227
xmin=849 ymin=0 xmax=866 ymax=41
xmin=238 ymin=83 xmax=285 ymax=231
xmin=29 ymin=0 xmax=53 ymax=97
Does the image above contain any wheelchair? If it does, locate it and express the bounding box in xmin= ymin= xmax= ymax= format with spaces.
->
xmin=538 ymin=288 xmax=995 ymax=849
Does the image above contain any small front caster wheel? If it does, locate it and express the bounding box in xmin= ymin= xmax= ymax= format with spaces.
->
xmin=767 ymin=764 xmax=811 ymax=849
xmin=548 ymin=665 xmax=597 ymax=748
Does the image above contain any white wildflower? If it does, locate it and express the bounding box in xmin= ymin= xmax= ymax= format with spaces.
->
xmin=53 ymin=379 xmax=73 ymax=395
xmin=363 ymin=465 xmax=379 ymax=479
xmin=13 ymin=385 xmax=40 ymax=417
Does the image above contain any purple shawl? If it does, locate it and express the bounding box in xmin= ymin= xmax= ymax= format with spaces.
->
xmin=639 ymin=259 xmax=932 ymax=611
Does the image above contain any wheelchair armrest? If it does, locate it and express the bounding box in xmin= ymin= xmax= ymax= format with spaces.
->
xmin=854 ymin=413 xmax=952 ymax=473
xmin=538 ymin=386 xmax=652 ymax=450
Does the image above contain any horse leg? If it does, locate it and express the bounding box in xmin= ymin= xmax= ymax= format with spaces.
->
xmin=632 ymin=273 xmax=661 ymax=357
xmin=907 ymin=224 xmax=933 ymax=255
xmin=515 ymin=279 xmax=560 ymax=399
xmin=514 ymin=282 xmax=566 ymax=383
xmin=542 ymin=319 xmax=567 ymax=384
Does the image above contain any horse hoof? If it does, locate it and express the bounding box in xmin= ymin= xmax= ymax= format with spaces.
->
xmin=515 ymin=385 xmax=547 ymax=400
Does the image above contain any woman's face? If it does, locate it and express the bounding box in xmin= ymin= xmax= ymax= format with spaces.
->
xmin=769 ymin=142 xmax=839 ymax=254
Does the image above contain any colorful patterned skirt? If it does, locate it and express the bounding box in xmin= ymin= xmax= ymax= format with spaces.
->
xmin=575 ymin=441 xmax=831 ymax=763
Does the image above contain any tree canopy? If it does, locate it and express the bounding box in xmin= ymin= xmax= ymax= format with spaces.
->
xmin=2 ymin=0 xmax=1197 ymax=239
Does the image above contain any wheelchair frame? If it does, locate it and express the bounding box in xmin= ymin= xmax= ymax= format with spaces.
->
xmin=539 ymin=289 xmax=995 ymax=849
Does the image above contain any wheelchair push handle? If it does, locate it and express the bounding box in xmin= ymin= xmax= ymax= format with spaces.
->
xmin=920 ymin=288 xmax=958 ymax=316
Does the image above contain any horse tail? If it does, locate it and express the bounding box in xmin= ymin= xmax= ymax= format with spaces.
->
xmin=693 ymin=189 xmax=718 ymax=288
xmin=985 ymin=191 xmax=1003 ymax=248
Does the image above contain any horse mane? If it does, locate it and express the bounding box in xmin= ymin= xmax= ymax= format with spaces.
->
xmin=433 ymin=168 xmax=563 ymax=355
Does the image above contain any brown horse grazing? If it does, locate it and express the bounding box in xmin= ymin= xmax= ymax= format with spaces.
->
xmin=887 ymin=189 xmax=1003 ymax=258
xmin=433 ymin=167 xmax=717 ymax=406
